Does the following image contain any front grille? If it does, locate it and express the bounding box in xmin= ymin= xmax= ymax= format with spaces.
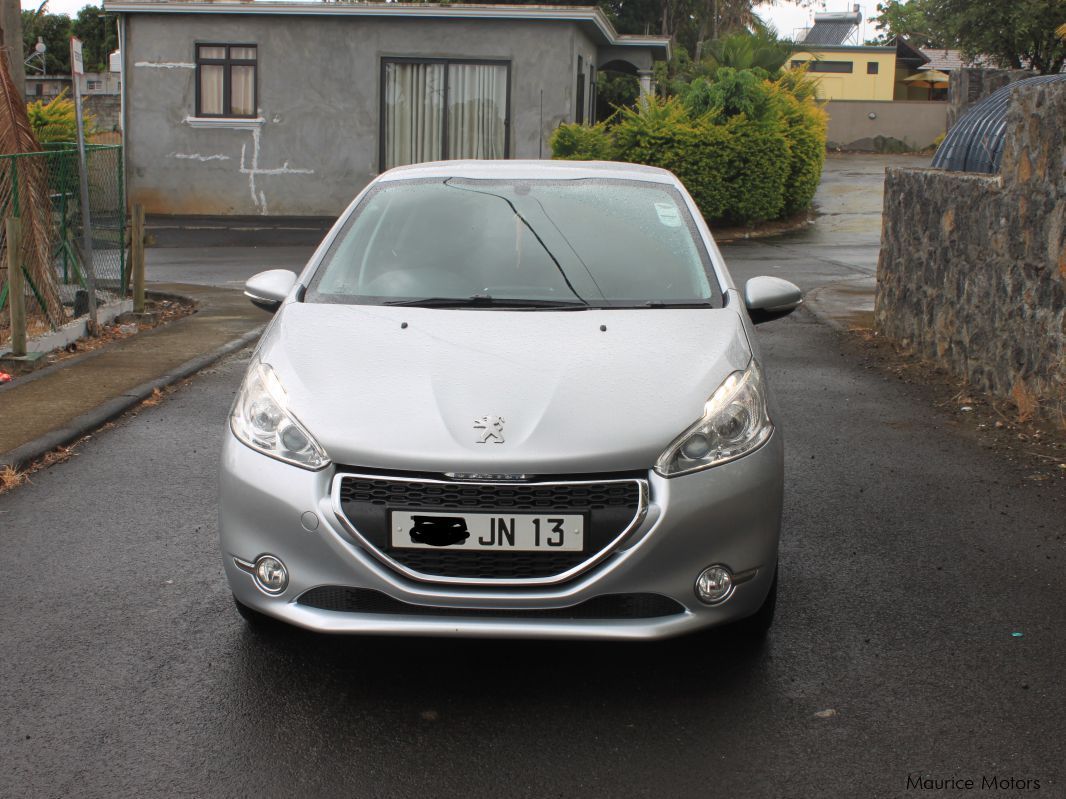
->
xmin=336 ymin=474 xmax=644 ymax=582
xmin=298 ymin=586 xmax=685 ymax=620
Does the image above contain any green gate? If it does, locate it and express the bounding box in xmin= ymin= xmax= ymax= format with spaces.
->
xmin=0 ymin=143 xmax=125 ymax=337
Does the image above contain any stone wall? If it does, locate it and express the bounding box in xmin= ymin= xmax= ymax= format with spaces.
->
xmin=84 ymin=95 xmax=121 ymax=133
xmin=947 ymin=67 xmax=1033 ymax=129
xmin=875 ymin=81 xmax=1066 ymax=421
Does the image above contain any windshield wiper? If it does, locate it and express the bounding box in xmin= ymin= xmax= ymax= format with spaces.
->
xmin=383 ymin=294 xmax=589 ymax=309
xmin=640 ymin=300 xmax=715 ymax=308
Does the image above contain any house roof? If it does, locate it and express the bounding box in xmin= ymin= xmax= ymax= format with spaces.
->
xmin=103 ymin=1 xmax=671 ymax=59
xmin=919 ymin=48 xmax=987 ymax=71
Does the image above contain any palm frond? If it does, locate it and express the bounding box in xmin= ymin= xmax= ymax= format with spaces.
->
xmin=0 ymin=49 xmax=62 ymax=328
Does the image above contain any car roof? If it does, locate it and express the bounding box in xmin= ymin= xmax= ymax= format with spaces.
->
xmin=376 ymin=159 xmax=679 ymax=185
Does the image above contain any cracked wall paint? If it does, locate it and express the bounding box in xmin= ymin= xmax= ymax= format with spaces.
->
xmin=238 ymin=126 xmax=314 ymax=215
xmin=169 ymin=152 xmax=231 ymax=162
xmin=134 ymin=61 xmax=195 ymax=69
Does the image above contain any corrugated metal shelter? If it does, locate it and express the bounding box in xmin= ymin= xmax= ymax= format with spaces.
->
xmin=931 ymin=74 xmax=1066 ymax=173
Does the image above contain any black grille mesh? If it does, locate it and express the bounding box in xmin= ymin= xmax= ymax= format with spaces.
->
xmin=339 ymin=478 xmax=636 ymax=510
xmin=298 ymin=586 xmax=684 ymax=620
xmin=337 ymin=475 xmax=642 ymax=580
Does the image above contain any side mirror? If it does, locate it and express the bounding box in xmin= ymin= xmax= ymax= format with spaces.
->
xmin=744 ymin=276 xmax=802 ymax=325
xmin=245 ymin=269 xmax=298 ymax=313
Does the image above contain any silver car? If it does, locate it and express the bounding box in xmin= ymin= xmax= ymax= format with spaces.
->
xmin=221 ymin=160 xmax=801 ymax=640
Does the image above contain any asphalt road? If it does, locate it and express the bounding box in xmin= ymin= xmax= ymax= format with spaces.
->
xmin=3 ymin=308 xmax=1063 ymax=798
xmin=5 ymin=154 xmax=1063 ymax=797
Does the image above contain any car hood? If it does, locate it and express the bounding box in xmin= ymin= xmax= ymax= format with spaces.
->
xmin=257 ymin=302 xmax=752 ymax=473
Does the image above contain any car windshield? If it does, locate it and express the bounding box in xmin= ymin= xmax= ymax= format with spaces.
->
xmin=305 ymin=177 xmax=723 ymax=308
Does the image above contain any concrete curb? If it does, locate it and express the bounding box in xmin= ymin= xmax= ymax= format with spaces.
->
xmin=0 ymin=324 xmax=264 ymax=470
xmin=712 ymin=212 xmax=816 ymax=244
xmin=0 ymin=289 xmax=201 ymax=397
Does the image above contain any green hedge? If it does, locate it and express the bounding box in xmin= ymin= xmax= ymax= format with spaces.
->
xmin=550 ymin=69 xmax=826 ymax=226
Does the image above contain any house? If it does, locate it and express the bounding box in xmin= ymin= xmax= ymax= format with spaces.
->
xmin=102 ymin=1 xmax=670 ymax=217
xmin=787 ymin=8 xmax=949 ymax=151
xmin=790 ymin=10 xmax=933 ymax=102
xmin=25 ymin=72 xmax=121 ymax=101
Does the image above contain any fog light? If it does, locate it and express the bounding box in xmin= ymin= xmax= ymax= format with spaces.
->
xmin=254 ymin=555 xmax=288 ymax=594
xmin=695 ymin=565 xmax=734 ymax=605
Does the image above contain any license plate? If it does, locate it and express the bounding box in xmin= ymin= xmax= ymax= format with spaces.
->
xmin=390 ymin=511 xmax=585 ymax=551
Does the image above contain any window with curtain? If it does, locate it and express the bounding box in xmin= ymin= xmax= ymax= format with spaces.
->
xmin=196 ymin=44 xmax=257 ymax=118
xmin=382 ymin=59 xmax=509 ymax=171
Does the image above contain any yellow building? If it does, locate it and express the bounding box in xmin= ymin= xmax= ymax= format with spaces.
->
xmin=789 ymin=46 xmax=898 ymax=101
xmin=789 ymin=8 xmax=934 ymax=102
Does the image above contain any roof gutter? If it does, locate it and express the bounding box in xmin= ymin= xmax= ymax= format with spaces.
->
xmin=103 ymin=2 xmax=671 ymax=59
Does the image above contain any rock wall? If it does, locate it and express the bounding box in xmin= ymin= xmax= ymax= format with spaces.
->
xmin=85 ymin=95 xmax=121 ymax=133
xmin=876 ymin=81 xmax=1066 ymax=421
xmin=947 ymin=68 xmax=1033 ymax=129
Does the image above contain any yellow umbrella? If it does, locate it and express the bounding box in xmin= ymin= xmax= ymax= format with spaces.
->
xmin=904 ymin=69 xmax=951 ymax=89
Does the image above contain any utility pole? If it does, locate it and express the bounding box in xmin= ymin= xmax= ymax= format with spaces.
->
xmin=0 ymin=0 xmax=26 ymax=97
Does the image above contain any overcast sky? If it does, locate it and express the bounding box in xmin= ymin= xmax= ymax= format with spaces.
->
xmin=23 ymin=0 xmax=882 ymax=43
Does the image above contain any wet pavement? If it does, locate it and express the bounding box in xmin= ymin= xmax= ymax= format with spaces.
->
xmin=9 ymin=154 xmax=1060 ymax=798
xmin=722 ymin=153 xmax=931 ymax=327
xmin=2 ymin=308 xmax=1062 ymax=798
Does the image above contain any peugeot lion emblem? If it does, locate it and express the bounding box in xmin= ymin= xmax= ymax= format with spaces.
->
xmin=474 ymin=416 xmax=505 ymax=444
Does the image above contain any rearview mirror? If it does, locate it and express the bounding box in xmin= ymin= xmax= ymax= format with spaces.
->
xmin=245 ymin=269 xmax=298 ymax=313
xmin=744 ymin=276 xmax=802 ymax=325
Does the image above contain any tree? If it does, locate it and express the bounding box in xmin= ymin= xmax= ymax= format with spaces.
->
xmin=869 ymin=0 xmax=955 ymax=49
xmin=929 ymin=0 xmax=1066 ymax=74
xmin=703 ymin=27 xmax=799 ymax=76
xmin=873 ymin=0 xmax=1066 ymax=75
xmin=72 ymin=6 xmax=117 ymax=72
xmin=21 ymin=3 xmax=117 ymax=75
xmin=21 ymin=5 xmax=71 ymax=74
xmin=461 ymin=0 xmax=776 ymax=56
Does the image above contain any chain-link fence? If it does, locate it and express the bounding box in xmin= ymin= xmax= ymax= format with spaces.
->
xmin=0 ymin=143 xmax=125 ymax=345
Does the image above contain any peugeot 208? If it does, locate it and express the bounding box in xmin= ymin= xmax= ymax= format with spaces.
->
xmin=221 ymin=160 xmax=801 ymax=639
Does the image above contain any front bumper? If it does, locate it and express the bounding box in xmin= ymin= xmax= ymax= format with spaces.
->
xmin=219 ymin=432 xmax=783 ymax=640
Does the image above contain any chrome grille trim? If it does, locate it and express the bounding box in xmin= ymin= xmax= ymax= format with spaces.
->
xmin=330 ymin=472 xmax=649 ymax=587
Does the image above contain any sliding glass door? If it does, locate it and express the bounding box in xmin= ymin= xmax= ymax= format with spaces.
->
xmin=382 ymin=59 xmax=510 ymax=171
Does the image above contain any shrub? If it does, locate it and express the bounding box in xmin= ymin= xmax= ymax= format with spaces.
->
xmin=548 ymin=121 xmax=614 ymax=160
xmin=771 ymin=83 xmax=827 ymax=216
xmin=680 ymin=67 xmax=776 ymax=123
xmin=609 ymin=97 xmax=789 ymax=225
xmin=26 ymin=90 xmax=95 ymax=144
xmin=718 ymin=116 xmax=790 ymax=223
xmin=549 ymin=70 xmax=824 ymax=225
xmin=609 ymin=98 xmax=733 ymax=220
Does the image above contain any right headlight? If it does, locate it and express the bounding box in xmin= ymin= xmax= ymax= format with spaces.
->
xmin=655 ymin=359 xmax=772 ymax=477
xmin=230 ymin=359 xmax=330 ymax=470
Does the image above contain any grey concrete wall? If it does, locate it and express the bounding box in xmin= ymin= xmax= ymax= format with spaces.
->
xmin=86 ymin=96 xmax=121 ymax=133
xmin=825 ymin=100 xmax=948 ymax=152
xmin=124 ymin=14 xmax=588 ymax=215
xmin=876 ymin=81 xmax=1066 ymax=422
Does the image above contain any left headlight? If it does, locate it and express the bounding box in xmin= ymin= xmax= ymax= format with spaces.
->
xmin=655 ymin=359 xmax=772 ymax=477
xmin=230 ymin=359 xmax=330 ymax=470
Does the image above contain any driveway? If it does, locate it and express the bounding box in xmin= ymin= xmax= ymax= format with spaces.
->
xmin=4 ymin=154 xmax=1062 ymax=797
xmin=722 ymin=153 xmax=930 ymax=325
